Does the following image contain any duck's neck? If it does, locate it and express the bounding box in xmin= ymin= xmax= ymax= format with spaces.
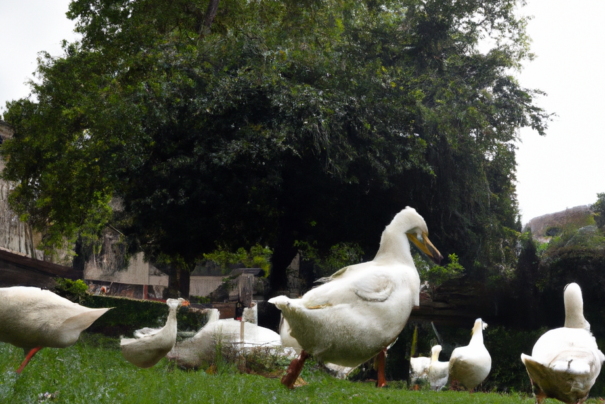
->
xmin=374 ymin=212 xmax=415 ymax=266
xmin=165 ymin=306 xmax=178 ymax=332
xmin=564 ymin=288 xmax=587 ymax=329
xmin=431 ymin=350 xmax=440 ymax=362
xmin=469 ymin=329 xmax=484 ymax=346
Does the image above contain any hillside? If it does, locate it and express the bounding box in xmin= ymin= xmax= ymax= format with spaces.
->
xmin=525 ymin=205 xmax=594 ymax=240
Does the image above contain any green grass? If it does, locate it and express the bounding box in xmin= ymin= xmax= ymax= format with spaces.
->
xmin=0 ymin=334 xmax=599 ymax=404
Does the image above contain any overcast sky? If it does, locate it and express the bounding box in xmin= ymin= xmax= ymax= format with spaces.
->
xmin=1 ymin=0 xmax=603 ymax=224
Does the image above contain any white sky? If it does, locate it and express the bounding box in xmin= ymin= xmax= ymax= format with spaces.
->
xmin=1 ymin=0 xmax=603 ymax=224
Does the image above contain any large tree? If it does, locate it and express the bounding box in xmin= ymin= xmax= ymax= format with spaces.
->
xmin=2 ymin=0 xmax=549 ymax=294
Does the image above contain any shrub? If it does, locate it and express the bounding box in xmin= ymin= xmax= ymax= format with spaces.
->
xmin=54 ymin=278 xmax=89 ymax=303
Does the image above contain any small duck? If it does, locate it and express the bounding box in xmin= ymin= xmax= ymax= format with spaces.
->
xmin=521 ymin=283 xmax=605 ymax=404
xmin=427 ymin=345 xmax=449 ymax=391
xmin=410 ymin=356 xmax=430 ymax=388
xmin=121 ymin=298 xmax=189 ymax=368
xmin=449 ymin=318 xmax=491 ymax=392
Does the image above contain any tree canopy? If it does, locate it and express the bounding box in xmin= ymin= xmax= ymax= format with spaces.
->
xmin=2 ymin=0 xmax=550 ymax=294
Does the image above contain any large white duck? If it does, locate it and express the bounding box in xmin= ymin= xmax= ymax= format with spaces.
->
xmin=449 ymin=318 xmax=491 ymax=392
xmin=167 ymin=308 xmax=283 ymax=368
xmin=427 ymin=345 xmax=449 ymax=391
xmin=0 ymin=286 xmax=111 ymax=373
xmin=521 ymin=283 xmax=605 ymax=404
xmin=269 ymin=207 xmax=442 ymax=388
xmin=121 ymin=298 xmax=190 ymax=368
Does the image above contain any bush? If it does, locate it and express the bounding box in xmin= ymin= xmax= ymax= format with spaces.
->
xmin=483 ymin=326 xmax=546 ymax=392
xmin=81 ymin=295 xmax=208 ymax=337
xmin=54 ymin=278 xmax=89 ymax=303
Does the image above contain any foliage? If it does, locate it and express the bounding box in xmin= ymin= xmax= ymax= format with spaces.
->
xmin=593 ymin=193 xmax=605 ymax=229
xmin=482 ymin=326 xmax=546 ymax=392
xmin=295 ymin=241 xmax=364 ymax=279
xmin=419 ymin=253 xmax=464 ymax=290
xmin=54 ymin=278 xmax=89 ymax=303
xmin=81 ymin=295 xmax=207 ymax=336
xmin=2 ymin=0 xmax=550 ymax=293
xmin=519 ymin=196 xmax=605 ymax=337
xmin=203 ymin=244 xmax=272 ymax=277
xmin=188 ymin=295 xmax=211 ymax=304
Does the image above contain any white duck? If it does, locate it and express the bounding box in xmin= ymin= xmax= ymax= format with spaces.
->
xmin=448 ymin=318 xmax=491 ymax=392
xmin=121 ymin=298 xmax=190 ymax=368
xmin=0 ymin=286 xmax=111 ymax=373
xmin=427 ymin=345 xmax=449 ymax=391
xmin=167 ymin=308 xmax=283 ymax=368
xmin=279 ymin=315 xmax=355 ymax=379
xmin=269 ymin=207 xmax=442 ymax=388
xmin=410 ymin=356 xmax=431 ymax=387
xmin=521 ymin=283 xmax=605 ymax=404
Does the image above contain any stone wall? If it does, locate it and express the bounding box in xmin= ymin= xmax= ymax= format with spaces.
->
xmin=0 ymin=120 xmax=40 ymax=259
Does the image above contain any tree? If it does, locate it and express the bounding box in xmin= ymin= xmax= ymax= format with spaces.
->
xmin=2 ymin=0 xmax=550 ymax=295
xmin=593 ymin=193 xmax=605 ymax=229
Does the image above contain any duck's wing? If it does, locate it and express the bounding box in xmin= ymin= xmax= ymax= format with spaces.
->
xmin=353 ymin=274 xmax=394 ymax=302
xmin=134 ymin=327 xmax=162 ymax=339
xmin=315 ymin=266 xmax=350 ymax=284
xmin=302 ymin=272 xmax=395 ymax=308
xmin=314 ymin=261 xmax=376 ymax=284
xmin=448 ymin=348 xmax=478 ymax=378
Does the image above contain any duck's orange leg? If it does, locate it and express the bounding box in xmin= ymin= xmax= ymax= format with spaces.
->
xmin=281 ymin=350 xmax=309 ymax=389
xmin=16 ymin=346 xmax=43 ymax=374
xmin=376 ymin=348 xmax=387 ymax=388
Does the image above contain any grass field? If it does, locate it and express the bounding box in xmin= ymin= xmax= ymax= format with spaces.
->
xmin=0 ymin=334 xmax=599 ymax=404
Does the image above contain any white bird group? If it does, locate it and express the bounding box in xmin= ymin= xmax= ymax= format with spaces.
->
xmin=0 ymin=206 xmax=601 ymax=404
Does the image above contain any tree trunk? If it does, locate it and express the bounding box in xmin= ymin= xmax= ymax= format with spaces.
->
xmin=179 ymin=267 xmax=191 ymax=298
xmin=269 ymin=219 xmax=298 ymax=293
xmin=167 ymin=265 xmax=180 ymax=298
xmin=200 ymin=0 xmax=220 ymax=37
xmin=168 ymin=264 xmax=191 ymax=298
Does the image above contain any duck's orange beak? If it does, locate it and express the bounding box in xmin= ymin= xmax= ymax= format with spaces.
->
xmin=407 ymin=232 xmax=443 ymax=265
xmin=182 ymin=300 xmax=191 ymax=307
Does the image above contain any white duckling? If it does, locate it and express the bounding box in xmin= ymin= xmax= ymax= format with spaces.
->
xmin=449 ymin=318 xmax=491 ymax=392
xmin=521 ymin=283 xmax=605 ymax=404
xmin=121 ymin=298 xmax=190 ymax=368
xmin=427 ymin=345 xmax=449 ymax=391
xmin=269 ymin=207 xmax=442 ymax=388
xmin=167 ymin=308 xmax=283 ymax=368
xmin=410 ymin=356 xmax=431 ymax=387
xmin=0 ymin=286 xmax=111 ymax=373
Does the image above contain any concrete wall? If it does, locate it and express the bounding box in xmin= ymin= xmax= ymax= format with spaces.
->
xmin=190 ymin=276 xmax=223 ymax=297
xmin=85 ymin=253 xmax=225 ymax=297
xmin=85 ymin=252 xmax=155 ymax=285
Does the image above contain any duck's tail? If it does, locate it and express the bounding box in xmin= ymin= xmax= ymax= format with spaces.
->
xmin=268 ymin=295 xmax=290 ymax=310
xmin=521 ymin=353 xmax=592 ymax=394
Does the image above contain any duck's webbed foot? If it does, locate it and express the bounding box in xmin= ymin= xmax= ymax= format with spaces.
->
xmin=281 ymin=350 xmax=310 ymax=389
